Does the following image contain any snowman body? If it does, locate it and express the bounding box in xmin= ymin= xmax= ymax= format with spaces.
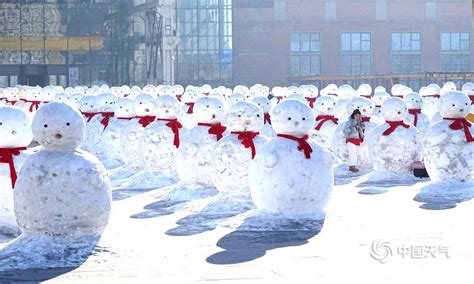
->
xmin=177 ymin=97 xmax=226 ymax=186
xmin=14 ymin=102 xmax=111 ymax=237
xmin=212 ymin=102 xmax=268 ymax=194
xmin=250 ymin=100 xmax=334 ymax=217
xmin=251 ymin=96 xmax=276 ymax=138
xmin=179 ymin=89 xmax=200 ymax=129
xmin=371 ymin=92 xmax=391 ymax=125
xmin=404 ymin=92 xmax=430 ymax=133
xmin=423 ymin=91 xmax=474 ymax=183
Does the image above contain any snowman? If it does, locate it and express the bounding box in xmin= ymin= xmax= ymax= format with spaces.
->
xmin=310 ymin=95 xmax=339 ymax=150
xmin=78 ymin=95 xmax=100 ymax=152
xmin=179 ymin=89 xmax=201 ymax=129
xmin=332 ymin=96 xmax=376 ymax=167
xmin=116 ymin=94 xmax=156 ymax=176
xmin=374 ymin=86 xmax=386 ymax=94
xmin=21 ymin=87 xmax=43 ymax=114
xmin=371 ymin=91 xmax=391 ymax=125
xmin=140 ymin=95 xmax=185 ymax=179
xmin=367 ymin=98 xmax=422 ymax=179
xmin=227 ymin=93 xmax=246 ymax=106
xmin=358 ymin=84 xmax=373 ymax=99
xmin=100 ymin=98 xmax=137 ymax=169
xmin=41 ymin=85 xmax=57 ymax=104
xmin=53 ymin=92 xmax=70 ymax=104
xmin=422 ymin=84 xmax=441 ymax=120
xmin=251 ymin=96 xmax=276 ymax=138
xmin=423 ymin=91 xmax=473 ymax=184
xmin=173 ymin=84 xmax=185 ymax=102
xmin=404 ymin=92 xmax=430 ymax=133
xmin=270 ymin=86 xmax=285 ymax=107
xmin=461 ymin=82 xmax=474 ymax=122
xmin=14 ymin=102 xmax=111 ymax=237
xmin=84 ymin=93 xmax=117 ymax=156
xmin=299 ymin=85 xmax=319 ymax=109
xmin=249 ymin=100 xmax=334 ymax=217
xmin=334 ymin=84 xmax=355 ymax=121
xmin=212 ymin=102 xmax=269 ymax=195
xmin=176 ymin=96 xmax=227 ymax=187
xmin=0 ymin=106 xmax=33 ymax=230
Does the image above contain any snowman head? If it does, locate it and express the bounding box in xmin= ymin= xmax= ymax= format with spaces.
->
xmin=301 ymin=85 xmax=319 ymax=99
xmin=461 ymin=82 xmax=474 ymax=96
xmin=159 ymin=86 xmax=175 ymax=97
xmin=64 ymin=87 xmax=74 ymax=95
xmin=96 ymin=92 xmax=117 ymax=112
xmin=390 ymin=84 xmax=404 ymax=97
xmin=78 ymin=95 xmax=98 ymax=113
xmin=32 ymin=102 xmax=85 ymax=150
xmin=194 ymin=96 xmax=225 ymax=124
xmin=74 ymin=86 xmax=86 ymax=94
xmin=442 ymin=82 xmax=457 ymax=95
xmin=18 ymin=87 xmax=28 ymax=100
xmin=182 ymin=89 xmax=200 ymax=104
xmin=155 ymin=95 xmax=181 ymax=119
xmin=325 ymin=84 xmax=338 ymax=95
xmin=337 ymin=85 xmax=355 ymax=100
xmin=41 ymin=86 xmax=57 ymax=103
xmin=285 ymin=93 xmax=307 ymax=104
xmin=426 ymin=84 xmax=441 ymax=97
xmin=271 ymin=100 xmax=314 ymax=137
xmin=228 ymin=93 xmax=246 ymax=105
xmin=381 ymin=98 xmax=408 ymax=121
xmin=53 ymin=93 xmax=70 ymax=103
xmin=114 ymin=98 xmax=135 ymax=118
xmin=110 ymin=87 xmax=122 ymax=98
xmin=26 ymin=87 xmax=42 ymax=102
xmin=86 ymin=86 xmax=99 ymax=96
xmin=5 ymin=88 xmax=20 ymax=102
xmin=358 ymin=84 xmax=373 ymax=97
xmin=121 ymin=85 xmax=131 ymax=97
xmin=134 ymin=94 xmax=156 ymax=117
xmin=173 ymin=85 xmax=185 ymax=97
xmin=286 ymin=86 xmax=301 ymax=97
xmin=374 ymin=86 xmax=386 ymax=94
xmin=315 ymin=95 xmax=337 ymax=116
xmin=208 ymin=92 xmax=227 ymax=106
xmin=69 ymin=93 xmax=83 ymax=106
xmin=226 ymin=101 xmax=263 ymax=133
xmin=0 ymin=106 xmax=33 ymax=148
xmin=372 ymin=91 xmax=391 ymax=107
xmin=403 ymin=92 xmax=423 ymax=110
xmin=346 ymin=97 xmax=374 ymax=118
xmin=251 ymin=96 xmax=272 ymax=113
xmin=439 ymin=91 xmax=471 ymax=118
xmin=272 ymin=86 xmax=285 ymax=98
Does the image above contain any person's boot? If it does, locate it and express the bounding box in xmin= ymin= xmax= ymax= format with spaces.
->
xmin=349 ymin=166 xmax=359 ymax=173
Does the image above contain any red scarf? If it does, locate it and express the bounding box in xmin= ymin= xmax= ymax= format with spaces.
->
xmin=425 ymin=94 xmax=440 ymax=99
xmin=306 ymin=97 xmax=317 ymax=109
xmin=185 ymin=102 xmax=195 ymax=114
xmin=469 ymin=95 xmax=474 ymax=105
xmin=361 ymin=117 xmax=371 ymax=123
xmin=157 ymin=118 xmax=183 ymax=148
xmin=231 ymin=131 xmax=260 ymax=159
xmin=328 ymin=93 xmax=338 ymax=97
xmin=136 ymin=115 xmax=156 ymax=128
xmin=198 ymin=122 xmax=227 ymax=141
xmin=277 ymin=134 xmax=313 ymax=159
xmin=274 ymin=96 xmax=284 ymax=103
xmin=383 ymin=120 xmax=410 ymax=136
xmin=315 ymin=115 xmax=338 ymax=131
xmin=444 ymin=118 xmax=473 ymax=143
xmin=99 ymin=112 xmax=115 ymax=129
xmin=82 ymin=112 xmax=101 ymax=123
xmin=117 ymin=117 xmax=135 ymax=121
xmin=361 ymin=95 xmax=372 ymax=99
xmin=408 ymin=109 xmax=422 ymax=127
xmin=176 ymin=94 xmax=183 ymax=102
xmin=6 ymin=100 xmax=17 ymax=105
xmin=21 ymin=99 xmax=41 ymax=112
xmin=0 ymin=147 xmax=27 ymax=188
xmin=264 ymin=113 xmax=271 ymax=125
xmin=346 ymin=138 xmax=364 ymax=146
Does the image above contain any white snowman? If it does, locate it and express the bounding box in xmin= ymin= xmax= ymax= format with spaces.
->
xmin=21 ymin=87 xmax=43 ymax=114
xmin=176 ymin=96 xmax=226 ymax=187
xmin=249 ymin=100 xmax=334 ymax=217
xmin=140 ymin=95 xmax=185 ymax=178
xmin=404 ymin=92 xmax=430 ymax=133
xmin=101 ymin=98 xmax=137 ymax=169
xmin=299 ymin=85 xmax=319 ymax=109
xmin=367 ymin=98 xmax=422 ymax=179
xmin=251 ymin=96 xmax=276 ymax=138
xmin=41 ymin=85 xmax=57 ymax=103
xmin=4 ymin=88 xmax=20 ymax=106
xmin=212 ymin=102 xmax=268 ymax=195
xmin=335 ymin=84 xmax=355 ymax=121
xmin=332 ymin=97 xmax=376 ymax=167
xmin=14 ymin=102 xmax=111 ymax=237
xmin=358 ymin=84 xmax=373 ymax=99
xmin=461 ymin=82 xmax=474 ymax=117
xmin=227 ymin=93 xmax=246 ymax=106
xmin=0 ymin=106 xmax=33 ymax=230
xmin=270 ymin=86 xmax=285 ymax=107
xmin=423 ymin=91 xmax=473 ymax=183
xmin=371 ymin=91 xmax=391 ymax=125
xmin=310 ymin=95 xmax=339 ymax=150
xmin=422 ymin=84 xmax=441 ymax=120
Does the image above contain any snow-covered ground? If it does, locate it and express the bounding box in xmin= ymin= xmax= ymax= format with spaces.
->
xmin=0 ymin=166 xmax=473 ymax=283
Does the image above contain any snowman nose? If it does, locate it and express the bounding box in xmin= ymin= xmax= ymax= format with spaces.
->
xmin=54 ymin=133 xmax=62 ymax=139
xmin=212 ymin=114 xmax=216 ymax=119
xmin=460 ymin=108 xmax=464 ymax=112
xmin=245 ymin=120 xmax=251 ymax=125
xmin=11 ymin=130 xmax=17 ymax=135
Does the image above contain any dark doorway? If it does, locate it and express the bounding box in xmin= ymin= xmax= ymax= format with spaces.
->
xmin=20 ymin=66 xmax=47 ymax=87
xmin=25 ymin=75 xmax=45 ymax=86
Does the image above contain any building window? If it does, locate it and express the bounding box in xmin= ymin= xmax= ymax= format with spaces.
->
xmin=290 ymin=32 xmax=321 ymax=77
xmin=391 ymin=32 xmax=421 ymax=73
xmin=440 ymin=32 xmax=471 ymax=72
xmin=341 ymin=32 xmax=371 ymax=75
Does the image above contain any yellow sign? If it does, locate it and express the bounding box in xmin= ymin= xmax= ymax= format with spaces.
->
xmin=0 ymin=36 xmax=104 ymax=51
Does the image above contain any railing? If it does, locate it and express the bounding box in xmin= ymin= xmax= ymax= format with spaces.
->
xmin=290 ymin=72 xmax=474 ymax=90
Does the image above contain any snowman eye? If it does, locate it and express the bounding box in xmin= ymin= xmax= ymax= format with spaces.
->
xmin=0 ymin=122 xmax=2 ymax=125
xmin=206 ymin=105 xmax=210 ymax=108
xmin=44 ymin=124 xmax=48 ymax=128
xmin=66 ymin=122 xmax=70 ymax=126
xmin=302 ymin=117 xmax=306 ymax=121
xmin=288 ymin=117 xmax=292 ymax=121
xmin=452 ymin=104 xmax=455 ymax=107
xmin=257 ymin=114 xmax=260 ymax=117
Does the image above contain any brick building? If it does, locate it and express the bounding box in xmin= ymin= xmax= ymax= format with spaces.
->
xmin=232 ymin=0 xmax=474 ymax=87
